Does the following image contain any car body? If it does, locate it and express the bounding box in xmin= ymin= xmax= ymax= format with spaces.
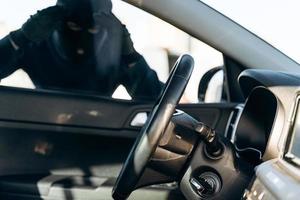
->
xmin=0 ymin=0 xmax=299 ymax=199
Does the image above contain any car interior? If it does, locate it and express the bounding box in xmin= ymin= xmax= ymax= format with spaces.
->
xmin=0 ymin=0 xmax=300 ymax=200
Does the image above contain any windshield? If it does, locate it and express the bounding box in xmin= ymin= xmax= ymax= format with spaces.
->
xmin=201 ymin=0 xmax=300 ymax=64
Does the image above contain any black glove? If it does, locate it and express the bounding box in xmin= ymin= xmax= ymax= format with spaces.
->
xmin=121 ymin=25 xmax=136 ymax=55
xmin=121 ymin=25 xmax=141 ymax=65
xmin=10 ymin=6 xmax=65 ymax=48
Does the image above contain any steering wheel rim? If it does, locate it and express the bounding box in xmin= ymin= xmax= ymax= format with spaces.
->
xmin=112 ymin=54 xmax=194 ymax=199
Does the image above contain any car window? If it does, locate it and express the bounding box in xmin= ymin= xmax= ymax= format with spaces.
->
xmin=0 ymin=0 xmax=223 ymax=103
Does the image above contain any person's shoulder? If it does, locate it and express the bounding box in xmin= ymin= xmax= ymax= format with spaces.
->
xmin=21 ymin=38 xmax=51 ymax=59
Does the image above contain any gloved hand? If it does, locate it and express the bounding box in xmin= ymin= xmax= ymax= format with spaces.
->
xmin=121 ymin=25 xmax=136 ymax=56
xmin=10 ymin=6 xmax=65 ymax=48
xmin=121 ymin=25 xmax=141 ymax=65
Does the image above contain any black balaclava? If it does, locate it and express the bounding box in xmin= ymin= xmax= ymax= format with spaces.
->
xmin=57 ymin=0 xmax=112 ymax=25
xmin=53 ymin=0 xmax=113 ymax=64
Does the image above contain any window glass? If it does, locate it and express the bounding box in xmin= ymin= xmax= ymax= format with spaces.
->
xmin=0 ymin=0 xmax=223 ymax=103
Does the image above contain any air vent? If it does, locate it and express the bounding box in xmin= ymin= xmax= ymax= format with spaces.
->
xmin=224 ymin=104 xmax=244 ymax=142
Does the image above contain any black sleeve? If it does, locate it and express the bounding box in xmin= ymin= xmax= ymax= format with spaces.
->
xmin=0 ymin=35 xmax=23 ymax=78
xmin=121 ymin=53 xmax=164 ymax=101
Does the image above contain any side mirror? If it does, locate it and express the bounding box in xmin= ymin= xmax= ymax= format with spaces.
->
xmin=198 ymin=66 xmax=224 ymax=102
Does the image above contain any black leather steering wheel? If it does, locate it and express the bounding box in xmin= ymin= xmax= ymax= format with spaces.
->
xmin=112 ymin=54 xmax=194 ymax=199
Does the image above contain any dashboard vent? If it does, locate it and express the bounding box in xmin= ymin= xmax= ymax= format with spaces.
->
xmin=224 ymin=104 xmax=244 ymax=142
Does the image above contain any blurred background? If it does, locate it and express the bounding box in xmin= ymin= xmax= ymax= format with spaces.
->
xmin=0 ymin=0 xmax=224 ymax=103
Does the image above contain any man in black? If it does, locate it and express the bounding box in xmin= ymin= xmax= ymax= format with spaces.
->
xmin=0 ymin=0 xmax=162 ymax=100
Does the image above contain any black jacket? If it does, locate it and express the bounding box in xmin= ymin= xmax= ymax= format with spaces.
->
xmin=0 ymin=32 xmax=163 ymax=101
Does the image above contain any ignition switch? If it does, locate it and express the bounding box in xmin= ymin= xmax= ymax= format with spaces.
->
xmin=190 ymin=171 xmax=221 ymax=197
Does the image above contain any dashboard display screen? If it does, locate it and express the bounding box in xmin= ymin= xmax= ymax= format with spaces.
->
xmin=290 ymin=103 xmax=300 ymax=159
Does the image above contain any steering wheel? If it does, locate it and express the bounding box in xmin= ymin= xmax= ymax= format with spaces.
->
xmin=112 ymin=54 xmax=194 ymax=199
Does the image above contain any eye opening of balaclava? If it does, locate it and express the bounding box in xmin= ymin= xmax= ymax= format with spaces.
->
xmin=53 ymin=0 xmax=113 ymax=63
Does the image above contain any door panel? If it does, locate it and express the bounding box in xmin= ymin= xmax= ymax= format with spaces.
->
xmin=0 ymin=127 xmax=133 ymax=177
xmin=0 ymin=106 xmax=236 ymax=177
xmin=0 ymin=87 xmax=237 ymax=192
xmin=0 ymin=86 xmax=152 ymax=133
xmin=0 ymin=123 xmax=236 ymax=177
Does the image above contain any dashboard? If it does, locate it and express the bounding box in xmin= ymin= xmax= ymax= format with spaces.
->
xmin=181 ymin=69 xmax=300 ymax=200
xmin=237 ymin=69 xmax=300 ymax=160
xmin=236 ymin=69 xmax=300 ymax=200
